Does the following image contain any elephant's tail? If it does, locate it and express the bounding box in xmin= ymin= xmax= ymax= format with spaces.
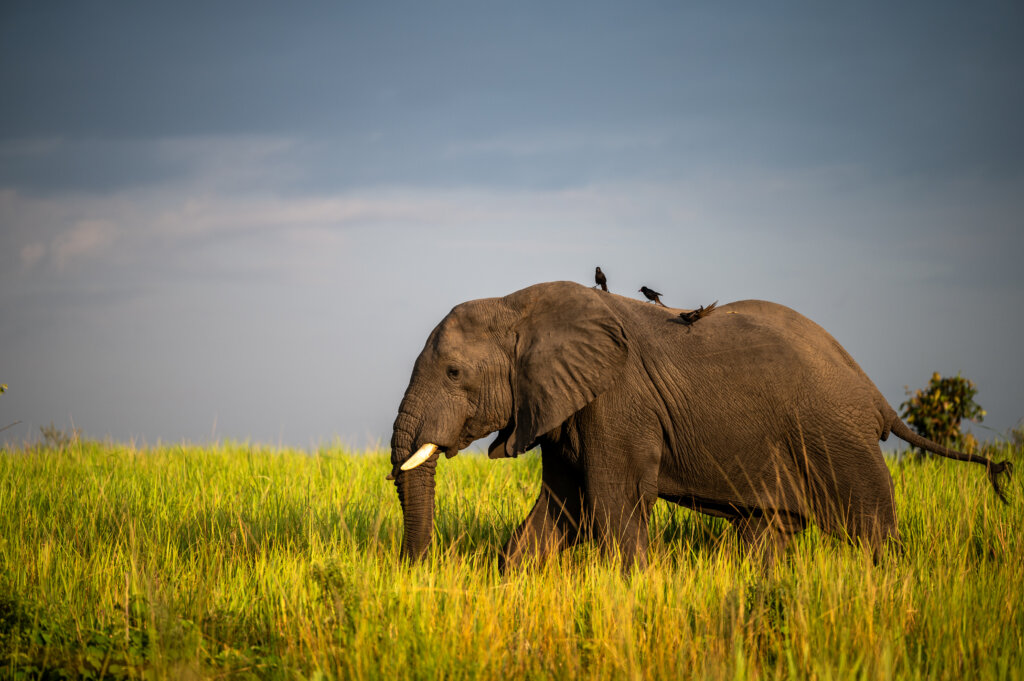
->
xmin=890 ymin=419 xmax=1014 ymax=504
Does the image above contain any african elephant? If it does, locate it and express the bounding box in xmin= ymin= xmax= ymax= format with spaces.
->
xmin=388 ymin=281 xmax=1012 ymax=570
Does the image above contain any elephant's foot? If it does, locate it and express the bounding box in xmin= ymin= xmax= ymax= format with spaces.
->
xmin=499 ymin=491 xmax=583 ymax=573
xmin=617 ymin=538 xmax=649 ymax=575
xmin=588 ymin=499 xmax=653 ymax=574
xmin=850 ymin=513 xmax=900 ymax=564
xmin=499 ymin=529 xmax=565 ymax=573
xmin=732 ymin=514 xmax=800 ymax=572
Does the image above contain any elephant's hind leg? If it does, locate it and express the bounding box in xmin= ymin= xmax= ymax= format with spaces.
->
xmin=499 ymin=449 xmax=584 ymax=573
xmin=808 ymin=439 xmax=899 ymax=562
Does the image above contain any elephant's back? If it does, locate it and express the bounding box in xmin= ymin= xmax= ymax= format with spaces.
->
xmin=609 ymin=294 xmax=885 ymax=409
xmin=699 ymin=299 xmax=865 ymax=372
xmin=664 ymin=298 xmax=886 ymax=416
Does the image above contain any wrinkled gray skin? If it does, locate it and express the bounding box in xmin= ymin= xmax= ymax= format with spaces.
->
xmin=389 ymin=281 xmax=1012 ymax=570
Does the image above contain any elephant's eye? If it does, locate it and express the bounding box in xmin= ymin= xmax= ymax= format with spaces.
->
xmin=446 ymin=366 xmax=461 ymax=381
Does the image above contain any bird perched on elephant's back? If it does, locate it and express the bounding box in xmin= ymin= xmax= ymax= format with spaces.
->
xmin=594 ymin=266 xmax=608 ymax=292
xmin=675 ymin=300 xmax=718 ymax=326
xmin=388 ymin=281 xmax=1012 ymax=571
xmin=639 ymin=285 xmax=666 ymax=306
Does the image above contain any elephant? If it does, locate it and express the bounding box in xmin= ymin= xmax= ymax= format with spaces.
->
xmin=388 ymin=281 xmax=1013 ymax=570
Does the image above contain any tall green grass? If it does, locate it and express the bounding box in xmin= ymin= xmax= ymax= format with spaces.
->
xmin=1 ymin=439 xmax=1021 ymax=680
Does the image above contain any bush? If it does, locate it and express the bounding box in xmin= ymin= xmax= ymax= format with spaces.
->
xmin=38 ymin=421 xmax=82 ymax=450
xmin=900 ymin=372 xmax=985 ymax=453
xmin=1010 ymin=419 xmax=1024 ymax=448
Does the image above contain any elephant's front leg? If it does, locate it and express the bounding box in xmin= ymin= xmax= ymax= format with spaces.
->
xmin=584 ymin=449 xmax=660 ymax=572
xmin=499 ymin=449 xmax=584 ymax=572
xmin=586 ymin=476 xmax=657 ymax=571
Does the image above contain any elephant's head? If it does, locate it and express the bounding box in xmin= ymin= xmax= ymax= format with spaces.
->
xmin=389 ymin=281 xmax=629 ymax=560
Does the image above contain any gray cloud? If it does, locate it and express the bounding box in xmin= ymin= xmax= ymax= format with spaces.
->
xmin=4 ymin=3 xmax=1022 ymax=188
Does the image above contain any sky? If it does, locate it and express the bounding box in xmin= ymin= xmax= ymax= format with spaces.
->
xmin=1 ymin=2 xmax=1022 ymax=449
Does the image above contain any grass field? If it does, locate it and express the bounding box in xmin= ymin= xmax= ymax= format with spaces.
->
xmin=1 ymin=439 xmax=1021 ymax=680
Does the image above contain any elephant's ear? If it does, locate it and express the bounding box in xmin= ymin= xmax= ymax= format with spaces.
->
xmin=498 ymin=284 xmax=628 ymax=457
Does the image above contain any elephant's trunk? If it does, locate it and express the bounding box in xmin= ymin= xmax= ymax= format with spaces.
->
xmin=395 ymin=460 xmax=438 ymax=561
xmin=391 ymin=406 xmax=438 ymax=561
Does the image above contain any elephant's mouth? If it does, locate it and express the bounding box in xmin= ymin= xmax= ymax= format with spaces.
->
xmin=391 ymin=425 xmax=505 ymax=477
xmin=487 ymin=424 xmax=515 ymax=459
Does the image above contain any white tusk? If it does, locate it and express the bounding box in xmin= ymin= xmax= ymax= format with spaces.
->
xmin=400 ymin=443 xmax=438 ymax=471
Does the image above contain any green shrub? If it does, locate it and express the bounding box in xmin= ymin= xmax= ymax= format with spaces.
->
xmin=38 ymin=422 xmax=81 ymax=450
xmin=900 ymin=372 xmax=985 ymax=453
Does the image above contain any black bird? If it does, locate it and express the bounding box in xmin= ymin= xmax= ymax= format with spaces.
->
xmin=639 ymin=286 xmax=666 ymax=306
xmin=594 ymin=266 xmax=608 ymax=291
xmin=677 ymin=300 xmax=718 ymax=325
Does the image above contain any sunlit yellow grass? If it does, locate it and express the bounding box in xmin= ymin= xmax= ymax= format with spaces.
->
xmin=1 ymin=440 xmax=1021 ymax=680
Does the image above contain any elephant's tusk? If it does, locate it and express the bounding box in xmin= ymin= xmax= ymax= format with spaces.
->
xmin=400 ymin=443 xmax=438 ymax=471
